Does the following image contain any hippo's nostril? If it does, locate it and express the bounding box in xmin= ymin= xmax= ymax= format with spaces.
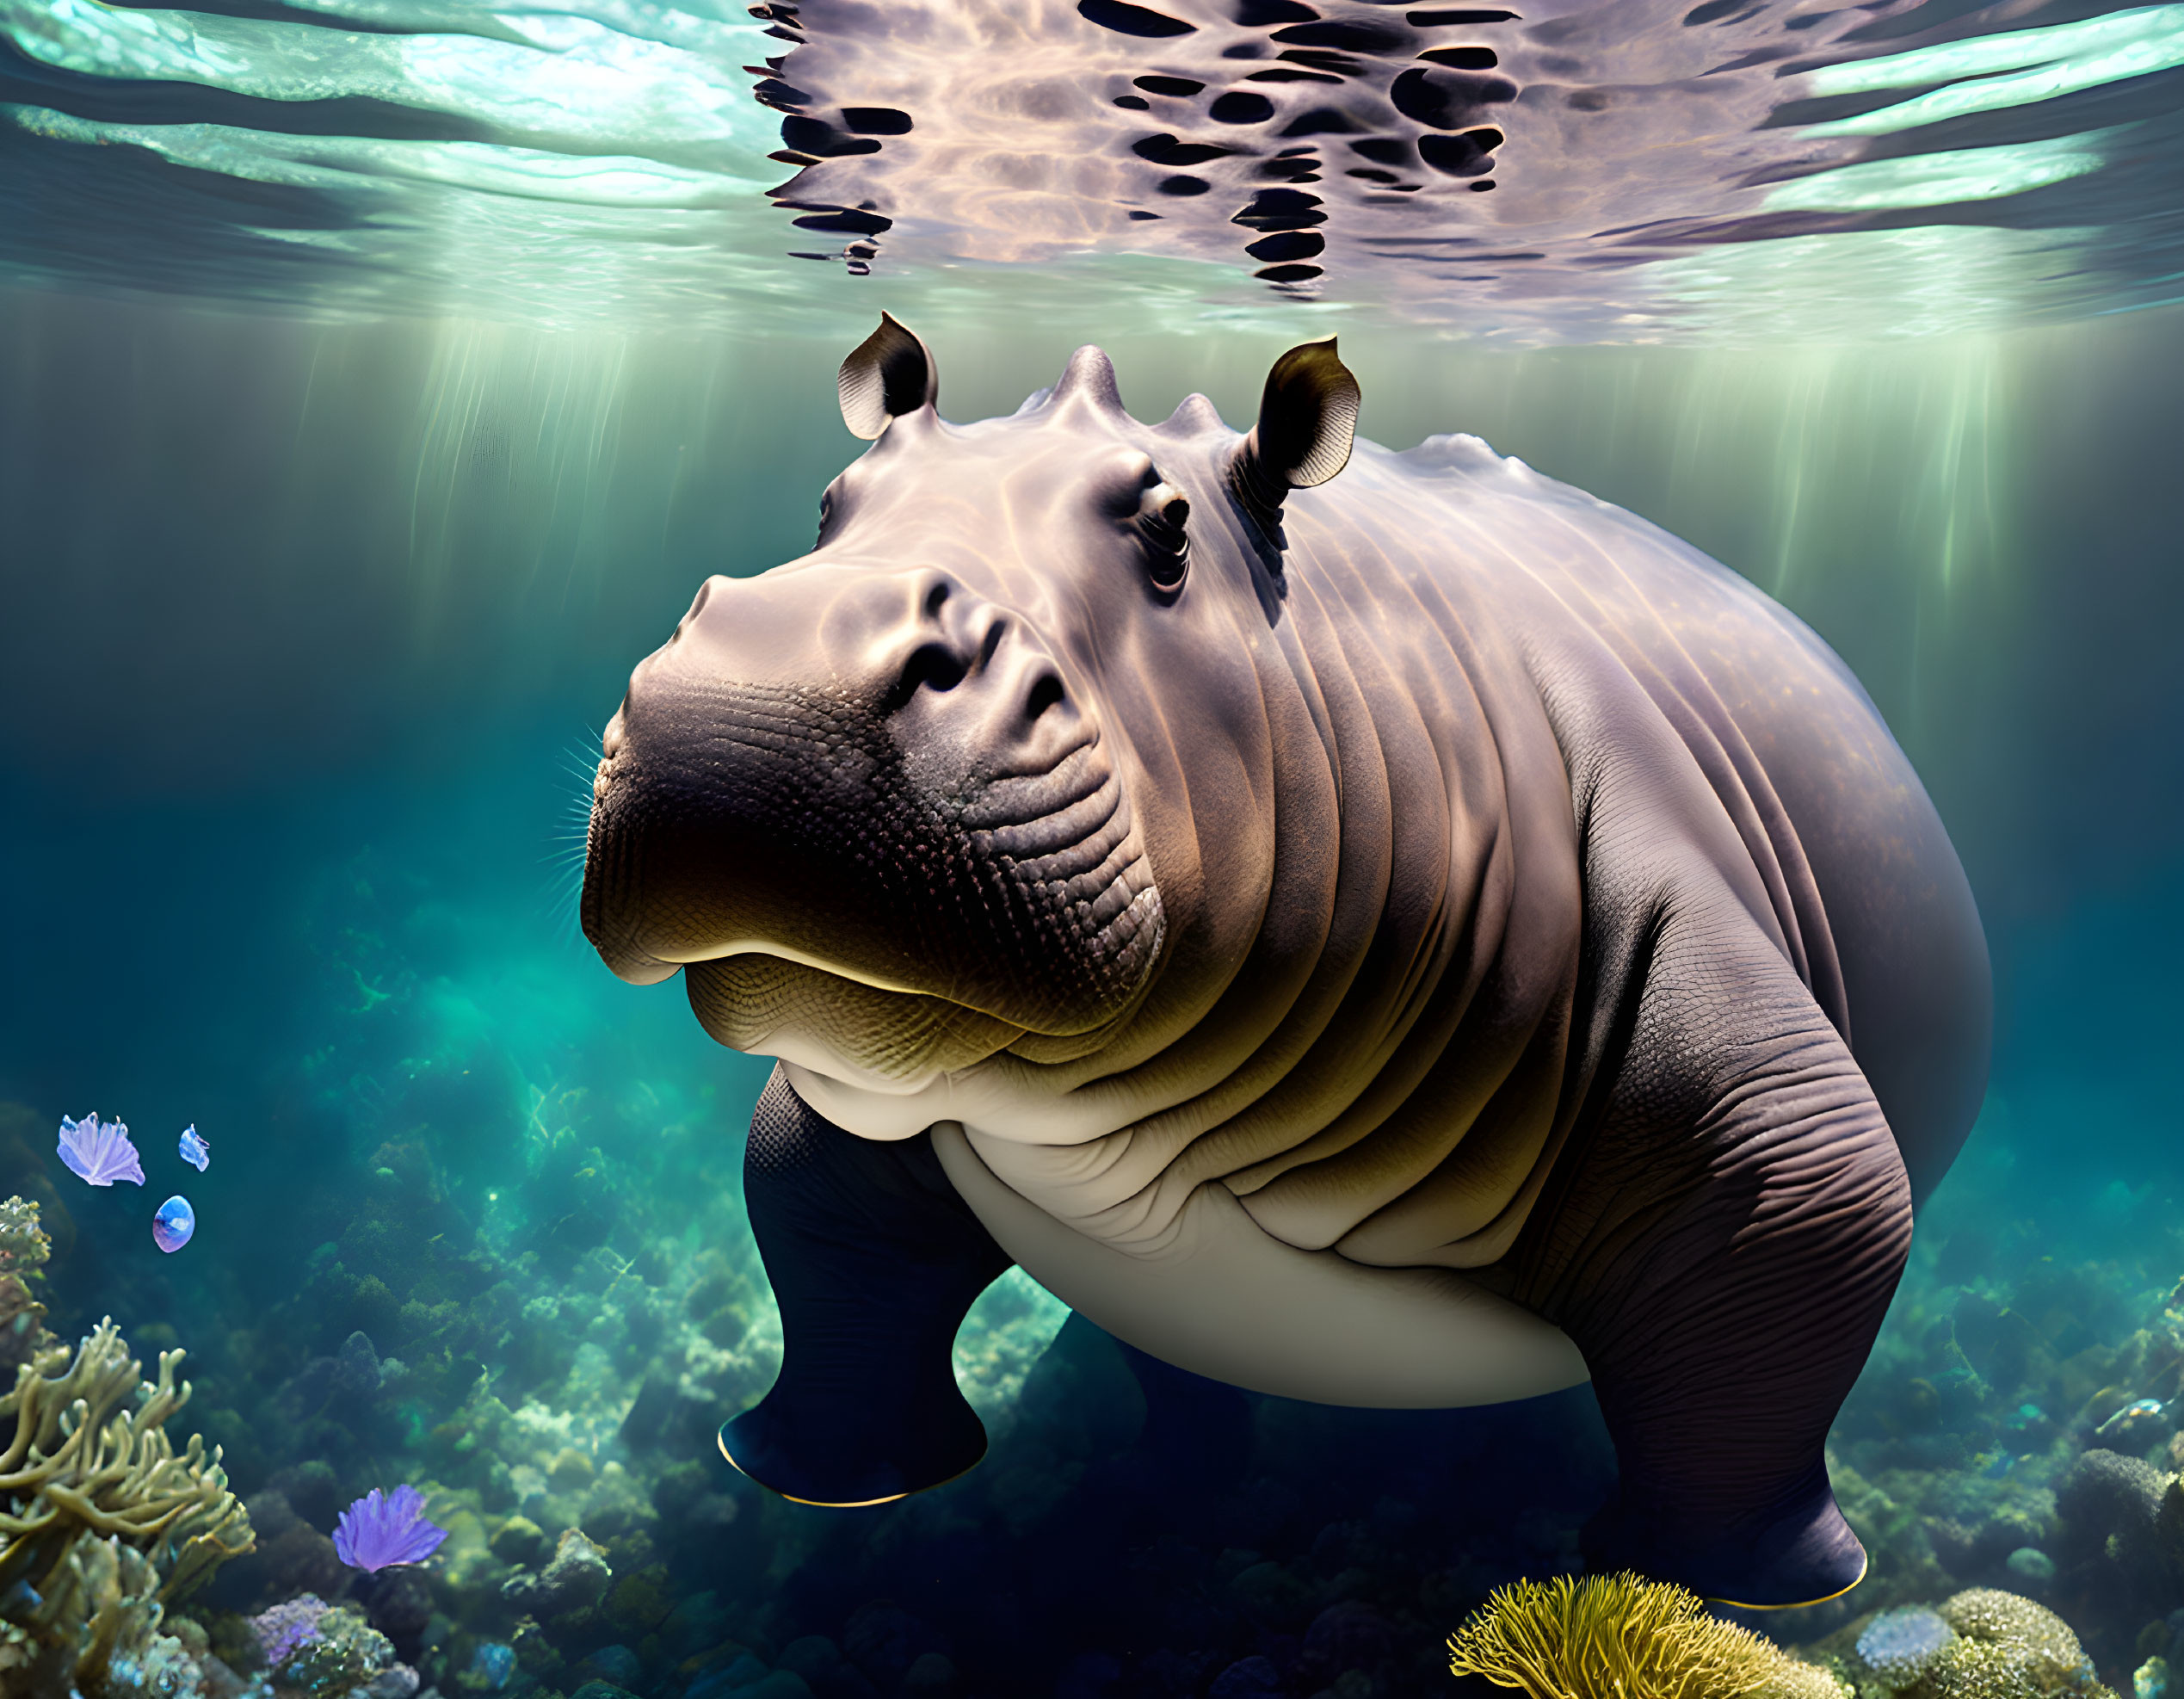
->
xmin=1026 ymin=672 xmax=1065 ymax=722
xmin=902 ymin=640 xmax=969 ymax=696
xmin=923 ymin=580 xmax=949 ymax=620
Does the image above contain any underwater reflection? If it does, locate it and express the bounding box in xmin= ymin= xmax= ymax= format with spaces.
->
xmin=2 ymin=0 xmax=2180 ymax=336
xmin=757 ymin=0 xmax=2184 ymax=334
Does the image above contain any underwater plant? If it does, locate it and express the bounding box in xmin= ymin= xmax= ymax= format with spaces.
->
xmin=1445 ymin=1571 xmax=1847 ymax=1698
xmin=0 ymin=1293 xmax=256 ymax=1693
xmin=331 ymin=1484 xmax=447 ymax=1572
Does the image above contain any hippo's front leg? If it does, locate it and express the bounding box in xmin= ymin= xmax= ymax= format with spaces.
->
xmin=721 ymin=1066 xmax=1014 ymax=1505
xmin=1512 ymin=904 xmax=1912 ymax=1608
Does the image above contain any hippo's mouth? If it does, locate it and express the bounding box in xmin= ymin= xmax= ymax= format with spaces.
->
xmin=581 ymin=682 xmax=1164 ymax=1077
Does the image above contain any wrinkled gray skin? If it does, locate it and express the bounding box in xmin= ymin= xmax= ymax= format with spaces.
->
xmin=582 ymin=320 xmax=1990 ymax=1605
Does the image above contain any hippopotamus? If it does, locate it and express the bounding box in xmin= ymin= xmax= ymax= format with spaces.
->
xmin=580 ymin=315 xmax=1990 ymax=1607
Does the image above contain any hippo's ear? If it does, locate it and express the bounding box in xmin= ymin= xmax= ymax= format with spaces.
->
xmin=1234 ymin=337 xmax=1360 ymax=522
xmin=839 ymin=312 xmax=939 ymax=439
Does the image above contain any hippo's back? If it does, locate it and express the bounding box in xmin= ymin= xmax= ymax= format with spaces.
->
xmin=1303 ymin=433 xmax=1991 ymax=1203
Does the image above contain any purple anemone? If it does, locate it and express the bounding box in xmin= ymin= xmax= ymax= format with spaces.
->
xmin=57 ymin=1113 xmax=145 ymax=1188
xmin=332 ymin=1485 xmax=447 ymax=1572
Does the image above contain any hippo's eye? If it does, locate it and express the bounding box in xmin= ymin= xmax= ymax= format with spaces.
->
xmin=816 ymin=488 xmax=836 ymax=546
xmin=1136 ymin=482 xmax=1190 ymax=594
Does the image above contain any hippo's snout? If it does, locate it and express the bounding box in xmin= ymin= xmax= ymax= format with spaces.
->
xmin=628 ymin=565 xmax=1093 ymax=789
xmin=581 ymin=563 xmax=1165 ymax=1059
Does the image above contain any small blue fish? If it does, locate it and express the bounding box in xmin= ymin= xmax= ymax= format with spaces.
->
xmin=2098 ymin=1397 xmax=2167 ymax=1434
xmin=152 ymin=1195 xmax=194 ymax=1254
xmin=178 ymin=1125 xmax=210 ymax=1172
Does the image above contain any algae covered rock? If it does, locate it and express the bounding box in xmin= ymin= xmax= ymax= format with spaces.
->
xmin=487 ymin=1514 xmax=546 ymax=1568
xmin=500 ymin=1526 xmax=611 ymax=1619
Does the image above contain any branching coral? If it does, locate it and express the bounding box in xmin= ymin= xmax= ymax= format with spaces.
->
xmin=0 ymin=1531 xmax=202 ymax=1696
xmin=0 ymin=1313 xmax=256 ymax=1694
xmin=1446 ymin=1572 xmax=1846 ymax=1699
xmin=0 ymin=1317 xmax=256 ymax=1599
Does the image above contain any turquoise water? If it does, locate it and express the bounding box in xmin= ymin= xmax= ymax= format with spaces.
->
xmin=3 ymin=3 xmax=2184 ymax=1695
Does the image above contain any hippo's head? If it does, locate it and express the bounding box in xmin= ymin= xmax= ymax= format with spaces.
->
xmin=582 ymin=317 xmax=1358 ymax=1092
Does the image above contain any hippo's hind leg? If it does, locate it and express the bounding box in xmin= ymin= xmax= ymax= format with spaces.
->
xmin=721 ymin=1066 xmax=1014 ymax=1505
xmin=1514 ymin=907 xmax=1912 ymax=1607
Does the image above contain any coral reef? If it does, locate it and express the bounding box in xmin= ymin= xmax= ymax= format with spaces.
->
xmin=0 ymin=1316 xmax=256 ymax=1600
xmin=1792 ymin=1199 xmax=2184 ymax=1688
xmin=275 ymin=1601 xmax=404 ymax=1696
xmin=1446 ymin=1571 xmax=1845 ymax=1698
xmin=0 ymin=1233 xmax=255 ymax=1697
xmin=1805 ymin=1588 xmax=2114 ymax=1699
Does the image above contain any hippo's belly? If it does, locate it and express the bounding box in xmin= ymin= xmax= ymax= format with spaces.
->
xmin=932 ymin=1123 xmax=1589 ymax=1408
xmin=788 ymin=1032 xmax=1591 ymax=1408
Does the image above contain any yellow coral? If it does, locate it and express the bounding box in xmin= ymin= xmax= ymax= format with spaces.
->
xmin=0 ymin=1316 xmax=254 ymax=1602
xmin=1447 ymin=1572 xmax=1845 ymax=1699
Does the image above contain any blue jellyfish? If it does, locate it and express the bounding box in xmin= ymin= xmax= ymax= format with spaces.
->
xmin=152 ymin=1195 xmax=195 ymax=1254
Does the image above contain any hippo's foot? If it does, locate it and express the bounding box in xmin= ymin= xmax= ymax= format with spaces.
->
xmin=727 ymin=1066 xmax=1014 ymax=1506
xmin=1581 ymin=1466 xmax=1867 ymax=1607
xmin=721 ymin=1375 xmax=986 ymax=1506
